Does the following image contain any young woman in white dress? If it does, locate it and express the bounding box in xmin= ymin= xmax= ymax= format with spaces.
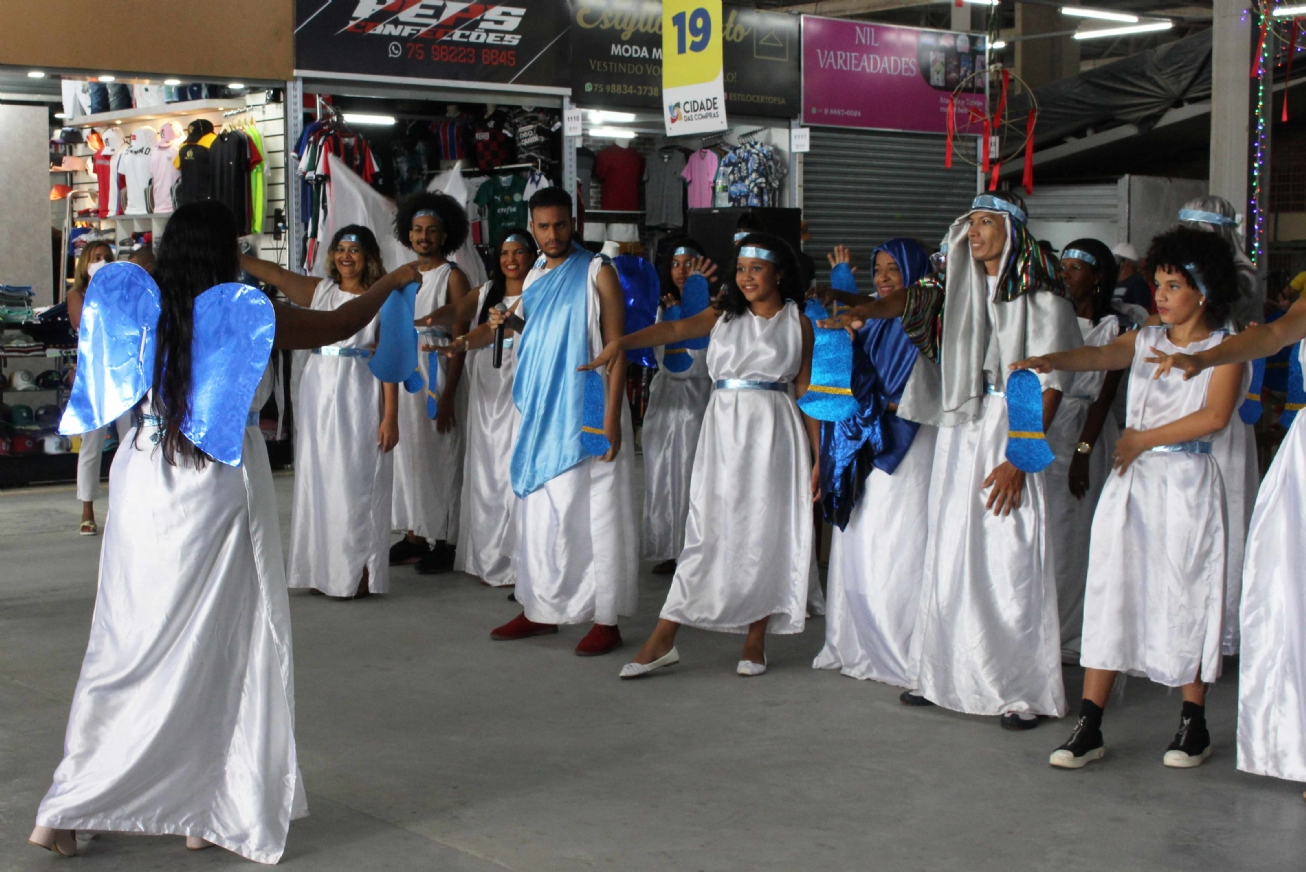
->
xmin=29 ymin=201 xmax=418 ymax=860
xmin=585 ymin=233 xmax=820 ymax=677
xmin=244 ymin=225 xmax=399 ymax=599
xmin=1012 ymin=226 xmax=1244 ymax=770
xmin=642 ymin=238 xmax=716 ymax=575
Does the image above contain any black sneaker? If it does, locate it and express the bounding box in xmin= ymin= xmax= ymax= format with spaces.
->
xmin=1163 ymin=716 xmax=1212 ymax=768
xmin=415 ymin=544 xmax=456 ymax=575
xmin=899 ymin=690 xmax=934 ymax=707
xmin=1000 ymin=712 xmax=1046 ymax=731
xmin=389 ymin=538 xmax=430 ymax=566
xmin=1049 ymin=717 xmax=1105 ymax=769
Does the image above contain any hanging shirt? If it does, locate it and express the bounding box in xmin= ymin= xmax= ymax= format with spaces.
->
xmin=211 ymin=131 xmax=251 ymax=234
xmin=523 ymin=170 xmax=552 ymax=201
xmin=247 ymin=126 xmax=267 ymax=234
xmin=474 ymin=175 xmax=529 ymax=245
xmin=431 ymin=116 xmax=471 ymax=163
xmin=681 ymin=149 xmax=719 ymax=210
xmin=93 ymin=148 xmax=120 ymax=218
xmin=511 ymin=108 xmax=562 ymax=165
xmin=174 ymin=132 xmax=217 ymax=207
xmin=645 ymin=149 xmax=687 ymax=228
xmin=473 ymin=108 xmax=516 ymax=171
xmin=593 ymin=145 xmax=644 ymax=212
xmin=149 ymin=139 xmax=181 ymax=214
xmin=118 ymin=127 xmax=158 ymax=215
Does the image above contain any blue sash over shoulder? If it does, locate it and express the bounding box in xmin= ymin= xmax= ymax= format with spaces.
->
xmin=511 ymin=246 xmax=597 ymax=498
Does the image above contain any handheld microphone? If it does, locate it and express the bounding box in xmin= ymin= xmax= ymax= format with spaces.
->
xmin=492 ymin=301 xmax=508 ymax=369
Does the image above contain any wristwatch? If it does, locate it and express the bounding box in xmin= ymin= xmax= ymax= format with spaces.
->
xmin=1075 ymin=441 xmax=1093 ymax=455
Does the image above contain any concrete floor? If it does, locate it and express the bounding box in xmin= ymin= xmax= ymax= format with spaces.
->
xmin=2 ymin=474 xmax=1304 ymax=871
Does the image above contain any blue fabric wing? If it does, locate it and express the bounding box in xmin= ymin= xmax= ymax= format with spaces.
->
xmin=425 ymin=350 xmax=439 ymax=418
xmin=615 ymin=254 xmax=659 ymax=367
xmin=184 ymin=283 xmax=275 ymax=466
xmin=830 ymin=262 xmax=857 ymax=294
xmin=679 ymin=274 xmax=711 ymax=350
xmin=1004 ymin=369 xmax=1055 ymax=473
xmin=1239 ymin=356 xmax=1266 ymax=425
xmin=798 ymin=298 xmax=858 ymax=422
xmin=580 ymin=370 xmax=611 ymax=456
xmin=369 ymin=281 xmax=421 ymax=388
xmin=1284 ymin=342 xmax=1305 ymax=429
xmin=660 ymin=303 xmax=694 ymax=374
xmin=60 ymin=262 xmax=161 ymax=436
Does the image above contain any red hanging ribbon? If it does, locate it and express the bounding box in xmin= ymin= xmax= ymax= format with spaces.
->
xmin=1285 ymin=20 xmax=1300 ymax=123
xmin=981 ymin=118 xmax=991 ymax=174
xmin=993 ymin=69 xmax=1010 ymax=132
xmin=945 ymin=95 xmax=956 ymax=168
xmin=989 ymin=160 xmax=1002 ymax=191
xmin=1022 ymin=108 xmax=1038 ymax=195
xmin=1252 ymin=15 xmax=1270 ymax=78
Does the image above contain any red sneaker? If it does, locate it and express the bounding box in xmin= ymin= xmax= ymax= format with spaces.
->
xmin=575 ymin=623 xmax=623 ymax=657
xmin=490 ymin=613 xmax=558 ymax=641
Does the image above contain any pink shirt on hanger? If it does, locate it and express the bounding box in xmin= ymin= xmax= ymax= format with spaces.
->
xmin=681 ymin=149 xmax=720 ymax=210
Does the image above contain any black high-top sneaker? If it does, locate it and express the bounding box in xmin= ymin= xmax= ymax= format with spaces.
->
xmin=1049 ymin=716 xmax=1105 ymax=769
xmin=1163 ymin=712 xmax=1212 ymax=768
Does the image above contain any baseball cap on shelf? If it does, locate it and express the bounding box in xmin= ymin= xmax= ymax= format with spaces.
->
xmin=9 ymin=403 xmax=35 ymax=427
xmin=10 ymin=433 xmax=39 ymax=454
xmin=1112 ymin=242 xmax=1140 ymax=263
xmin=35 ymin=369 xmax=62 ymax=389
xmin=10 ymin=369 xmax=36 ymax=391
xmin=35 ymin=404 xmax=62 ymax=429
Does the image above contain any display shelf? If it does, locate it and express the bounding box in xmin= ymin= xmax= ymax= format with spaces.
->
xmin=0 ymin=348 xmax=76 ymax=357
xmin=67 ymin=99 xmax=245 ymax=129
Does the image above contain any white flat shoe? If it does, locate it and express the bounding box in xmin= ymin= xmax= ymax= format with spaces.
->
xmin=30 ymin=825 xmax=77 ymax=857
xmin=619 ymin=647 xmax=680 ymax=679
xmin=186 ymin=836 xmax=215 ymax=851
xmin=736 ymin=657 xmax=767 ymax=677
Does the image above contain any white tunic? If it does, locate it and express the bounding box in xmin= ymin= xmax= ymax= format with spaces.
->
xmin=815 ymin=424 xmax=937 ymax=685
xmin=455 ymin=283 xmax=521 ymax=587
xmin=514 ymin=258 xmax=639 ymax=625
xmin=660 ymin=302 xmax=815 ymax=635
xmin=1238 ymin=341 xmax=1306 ymax=784
xmin=1080 ymin=326 xmax=1227 ymax=686
xmin=392 ymin=263 xmax=466 ymax=544
xmin=1210 ymin=337 xmax=1257 ymax=656
xmin=641 ymin=335 xmax=712 ymax=561
xmin=1044 ymin=316 xmax=1122 ymax=657
xmin=37 ymin=373 xmax=307 ymax=864
xmin=287 ymin=280 xmax=393 ymax=597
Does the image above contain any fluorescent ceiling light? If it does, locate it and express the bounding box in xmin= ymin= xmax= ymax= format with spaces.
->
xmin=228 ymin=82 xmax=245 ymax=90
xmin=342 ymin=113 xmax=396 ymax=126
xmin=590 ymin=126 xmax=637 ymax=140
xmin=587 ymin=110 xmax=636 ymax=124
xmin=1073 ymin=19 xmax=1172 ymax=38
xmin=98 ymin=75 xmax=115 ymax=82
xmin=960 ymin=0 xmax=999 ymax=5
xmin=163 ymin=78 xmax=181 ymax=86
xmin=1061 ymin=6 xmax=1140 ymax=22
xmin=54 ymin=112 xmax=68 ymax=119
xmin=27 ymin=70 xmax=45 ymax=78
xmin=1273 ymin=3 xmax=1306 ymax=14
xmin=991 ymin=39 xmax=1008 ymax=49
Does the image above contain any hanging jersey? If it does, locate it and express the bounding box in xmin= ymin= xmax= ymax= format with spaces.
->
xmin=473 ymin=109 xmax=516 ymax=171
xmin=175 ymin=132 xmax=216 ymax=207
xmin=211 ymin=131 xmax=251 ymax=235
xmin=93 ymin=149 xmax=120 ymax=218
xmin=118 ymin=127 xmax=158 ymax=215
xmin=150 ymin=141 xmax=181 ymax=214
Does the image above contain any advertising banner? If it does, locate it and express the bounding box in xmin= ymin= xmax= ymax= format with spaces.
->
xmin=801 ymin=16 xmax=986 ymax=134
xmin=662 ymin=0 xmax=727 ymax=135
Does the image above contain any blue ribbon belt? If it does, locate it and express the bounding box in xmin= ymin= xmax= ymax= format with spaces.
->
xmin=1150 ymin=441 xmax=1212 ymax=455
xmin=985 ymin=382 xmax=1005 ymax=397
xmin=313 ymin=346 xmax=372 ymax=359
xmin=715 ymin=379 xmax=790 ymax=393
xmin=418 ymin=328 xmax=451 ymax=340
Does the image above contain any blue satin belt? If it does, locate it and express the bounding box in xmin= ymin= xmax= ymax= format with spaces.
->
xmin=418 ymin=328 xmax=451 ymax=340
xmin=313 ymin=346 xmax=372 ymax=359
xmin=139 ymin=411 xmax=260 ymax=428
xmin=986 ymin=382 xmax=1005 ymax=397
xmin=715 ymin=379 xmax=790 ymax=393
xmin=1150 ymin=441 xmax=1212 ymax=455
xmin=499 ymin=337 xmax=514 ymax=350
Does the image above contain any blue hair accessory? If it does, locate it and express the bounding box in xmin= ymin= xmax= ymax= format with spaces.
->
xmin=413 ymin=209 xmax=438 ymax=220
xmin=733 ymin=231 xmax=749 ymax=243
xmin=1179 ymin=209 xmax=1238 ymax=228
xmin=1182 ymin=262 xmax=1210 ymax=298
xmin=580 ymin=370 xmax=611 ymax=456
xmin=502 ymin=233 xmax=533 ymax=249
xmin=1004 ymin=369 xmax=1055 ymax=473
xmin=738 ymin=245 xmax=781 ymax=264
xmin=1283 ymin=342 xmax=1305 ymax=429
xmin=796 ymin=297 xmax=858 ymax=422
xmin=1240 ymin=356 xmax=1266 ymax=425
xmin=337 ymin=233 xmax=361 ymax=244
xmin=1061 ymin=248 xmax=1097 ymax=267
xmin=971 ymin=194 xmax=1027 ymax=225
xmin=368 ymin=280 xmax=425 ymax=394
xmin=672 ymin=245 xmax=700 ymax=258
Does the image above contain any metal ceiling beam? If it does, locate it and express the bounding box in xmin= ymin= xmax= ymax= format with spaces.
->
xmin=774 ymin=0 xmax=936 ymax=16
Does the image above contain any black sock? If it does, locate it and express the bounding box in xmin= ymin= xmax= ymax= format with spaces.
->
xmin=1079 ymin=699 xmax=1104 ymax=732
xmin=1181 ymin=700 xmax=1206 ymax=729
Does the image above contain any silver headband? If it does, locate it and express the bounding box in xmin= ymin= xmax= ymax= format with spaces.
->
xmin=1061 ymin=248 xmax=1097 ymax=267
xmin=501 ymin=233 xmax=533 ymax=248
xmin=413 ymin=209 xmax=439 ymax=220
xmin=337 ymin=233 xmax=361 ymax=244
xmin=733 ymin=232 xmax=749 ymax=243
xmin=738 ymin=245 xmax=781 ymax=264
xmin=1179 ymin=209 xmax=1238 ymax=228
xmin=672 ymin=246 xmax=700 ymax=258
xmin=970 ymin=194 xmax=1027 ymax=225
xmin=1183 ymin=262 xmax=1210 ymax=298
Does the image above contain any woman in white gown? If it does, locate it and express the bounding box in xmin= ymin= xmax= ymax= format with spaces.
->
xmin=1044 ymin=238 xmax=1127 ymax=660
xmin=30 ymin=201 xmax=418 ymax=861
xmin=1013 ymin=226 xmax=1244 ymax=770
xmin=586 ymin=234 xmax=819 ymax=678
xmin=641 ymin=238 xmax=715 ymax=575
xmin=245 ymin=226 xmax=399 ymax=599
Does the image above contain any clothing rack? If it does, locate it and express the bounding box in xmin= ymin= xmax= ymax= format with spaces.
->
xmin=737 ymin=127 xmax=768 ymax=144
xmin=700 ymin=131 xmax=729 ymax=149
xmin=458 ymin=159 xmax=545 ymax=175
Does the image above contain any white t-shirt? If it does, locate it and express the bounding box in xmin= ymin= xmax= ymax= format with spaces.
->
xmin=119 ymin=127 xmax=158 ymax=215
xmin=132 ymin=85 xmax=167 ymax=108
xmin=150 ymin=141 xmax=181 ymax=214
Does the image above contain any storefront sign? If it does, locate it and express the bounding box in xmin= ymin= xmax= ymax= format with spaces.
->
xmin=801 ymin=17 xmax=986 ymax=134
xmin=662 ymin=0 xmax=727 ymax=135
xmin=790 ymin=127 xmax=810 ymax=153
xmin=294 ymin=0 xmax=571 ymax=91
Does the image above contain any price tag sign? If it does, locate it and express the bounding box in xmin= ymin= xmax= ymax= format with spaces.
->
xmin=790 ymin=127 xmax=811 ymax=153
xmin=564 ymin=107 xmax=583 ymax=138
xmin=662 ymin=0 xmax=728 ymax=136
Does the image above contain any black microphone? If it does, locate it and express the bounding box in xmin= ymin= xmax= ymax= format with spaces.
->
xmin=492 ymin=301 xmax=508 ymax=369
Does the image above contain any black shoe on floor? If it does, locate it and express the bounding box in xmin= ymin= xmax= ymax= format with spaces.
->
xmin=507 ymin=592 xmax=516 ymax=602
xmin=416 ymin=545 xmax=456 ymax=575
xmin=1000 ymin=712 xmax=1046 ymax=731
xmin=1049 ymin=717 xmax=1105 ymax=769
xmin=899 ymin=690 xmax=934 ymax=707
xmin=389 ymin=537 xmax=431 ymax=566
xmin=652 ymin=559 xmax=677 ymax=576
xmin=1163 ymin=717 xmax=1212 ymax=768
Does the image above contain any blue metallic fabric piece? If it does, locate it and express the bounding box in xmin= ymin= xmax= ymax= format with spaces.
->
xmin=182 ymin=283 xmax=275 ymax=466
xmin=804 ymin=298 xmax=830 ymax=321
xmin=1004 ymin=368 xmax=1055 ymax=473
xmin=678 ymin=273 xmax=711 ymax=350
xmin=829 ymin=261 xmax=856 ymax=294
xmin=580 ymin=369 xmax=611 ymax=456
xmin=614 ymin=254 xmax=659 ymax=368
xmin=798 ymin=315 xmax=858 ymax=422
xmin=368 ymin=281 xmax=420 ymax=386
xmin=660 ymin=303 xmax=693 ymax=373
xmin=60 ymin=262 xmax=161 ymax=436
xmin=425 ymin=350 xmax=439 ymax=418
xmin=1284 ymin=342 xmax=1305 ymax=429
xmin=1239 ymin=356 xmax=1266 ymax=425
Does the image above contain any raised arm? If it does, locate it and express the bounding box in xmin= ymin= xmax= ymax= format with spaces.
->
xmin=272 ymin=262 xmax=420 ymax=350
xmin=822 ymin=292 xmax=907 ymax=331
xmin=1011 ymin=329 xmax=1138 ymax=375
xmin=240 ymin=254 xmax=322 ymax=308
xmin=1112 ymin=361 xmax=1243 ymax=472
xmin=417 ymin=274 xmax=482 ymax=328
xmin=1149 ymin=297 xmax=1306 ymax=379
xmin=579 ymin=305 xmax=719 ymax=373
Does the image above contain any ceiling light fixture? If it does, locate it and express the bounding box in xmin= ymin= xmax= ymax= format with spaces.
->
xmin=27 ymin=70 xmax=46 ymax=79
xmin=228 ymin=82 xmax=245 ymax=90
xmin=54 ymin=111 xmax=68 ymax=119
xmin=590 ymin=126 xmax=638 ymax=139
xmin=163 ymin=78 xmax=181 ymax=86
xmin=1060 ymin=6 xmax=1140 ymax=22
xmin=1073 ymin=20 xmax=1172 ymax=39
xmin=991 ymin=39 xmax=1008 ymax=49
xmin=586 ymin=110 xmax=636 ymax=124
xmin=98 ymin=75 xmax=115 ymax=82
xmin=342 ymin=113 xmax=396 ymax=126
xmin=1273 ymin=3 xmax=1306 ymax=14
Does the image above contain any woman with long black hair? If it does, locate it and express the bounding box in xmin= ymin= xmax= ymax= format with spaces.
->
xmin=29 ymin=201 xmax=417 ymax=861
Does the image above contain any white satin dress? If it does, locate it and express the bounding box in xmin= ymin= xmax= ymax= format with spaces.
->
xmin=814 ymin=425 xmax=937 ymax=685
xmin=1080 ymin=326 xmax=1227 ymax=687
xmin=1210 ymin=334 xmax=1257 ymax=656
xmin=1044 ymin=316 xmax=1121 ymax=658
xmin=660 ymin=302 xmax=816 ymax=635
xmin=287 ymin=280 xmax=393 ymax=597
xmin=392 ymin=262 xmax=466 ymax=544
xmin=36 ymin=371 xmax=307 ymax=864
xmin=455 ymin=284 xmax=521 ymax=587
xmin=641 ymin=334 xmax=713 ymax=561
xmin=1239 ymin=341 xmax=1306 ymax=784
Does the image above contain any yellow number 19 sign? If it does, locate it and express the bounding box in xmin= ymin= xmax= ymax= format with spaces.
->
xmin=662 ymin=0 xmax=728 ymax=136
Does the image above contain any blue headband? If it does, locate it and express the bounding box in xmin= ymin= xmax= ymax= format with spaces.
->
xmin=1179 ymin=209 xmax=1238 ymax=228
xmin=337 ymin=233 xmax=361 ymax=244
xmin=501 ymin=233 xmax=533 ymax=249
xmin=1183 ymin=262 xmax=1210 ymax=297
xmin=733 ymin=232 xmax=750 ymax=243
xmin=970 ymin=194 xmax=1027 ymax=225
xmin=1061 ymin=248 xmax=1097 ymax=267
xmin=413 ymin=209 xmax=439 ymax=221
xmin=672 ymin=245 xmax=701 ymax=258
xmin=738 ymin=245 xmax=781 ymax=264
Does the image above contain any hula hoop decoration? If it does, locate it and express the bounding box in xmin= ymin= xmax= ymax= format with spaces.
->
xmin=946 ymin=65 xmax=1039 ymax=195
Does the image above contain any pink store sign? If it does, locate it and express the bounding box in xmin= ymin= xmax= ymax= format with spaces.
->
xmin=801 ymin=16 xmax=988 ymax=134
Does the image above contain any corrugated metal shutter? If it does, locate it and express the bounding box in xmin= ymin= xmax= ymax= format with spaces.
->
xmin=803 ymin=128 xmax=977 ymax=287
xmin=1023 ymin=183 xmax=1119 ymax=222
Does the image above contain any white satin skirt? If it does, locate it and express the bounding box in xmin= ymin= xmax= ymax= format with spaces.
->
xmin=392 ymin=345 xmax=466 ymax=544
xmin=1213 ymin=420 xmax=1258 ymax=655
xmin=36 ymin=424 xmax=306 ymax=864
xmin=455 ymin=346 xmax=519 ymax=587
xmin=641 ymin=371 xmax=712 ymax=561
xmin=661 ymin=389 xmax=814 ymax=635
xmin=814 ymin=426 xmax=937 ymax=684
xmin=909 ymin=396 xmax=1065 ymax=717
xmin=1043 ymin=395 xmax=1119 ymax=657
xmin=1238 ymin=415 xmax=1306 ymax=783
xmin=514 ymin=402 xmax=639 ymax=625
xmin=1080 ymin=451 xmax=1226 ymax=686
xmin=287 ymin=356 xmax=393 ymax=597
xmin=75 ymin=414 xmax=133 ymax=503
